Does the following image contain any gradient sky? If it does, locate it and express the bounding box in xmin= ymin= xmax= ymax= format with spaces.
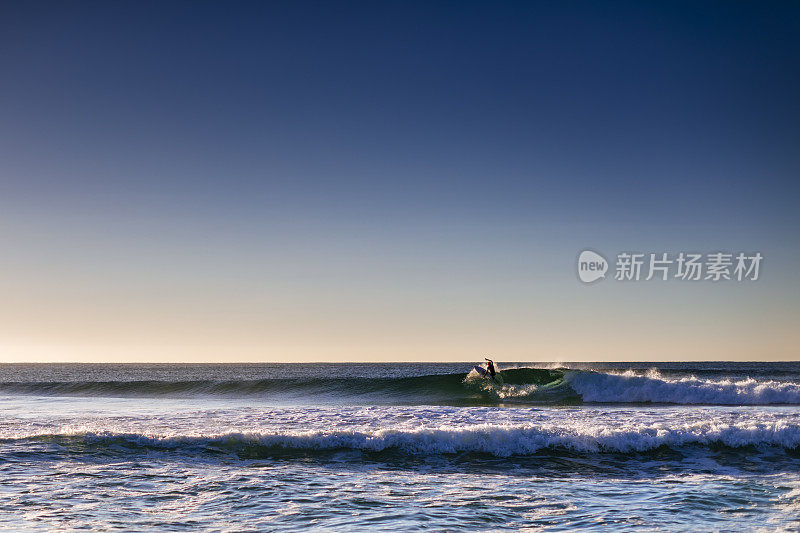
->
xmin=1 ymin=1 xmax=798 ymax=362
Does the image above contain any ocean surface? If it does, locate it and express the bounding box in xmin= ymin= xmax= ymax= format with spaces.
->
xmin=1 ymin=362 xmax=799 ymax=532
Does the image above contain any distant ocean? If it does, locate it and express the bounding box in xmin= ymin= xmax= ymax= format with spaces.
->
xmin=1 ymin=362 xmax=799 ymax=531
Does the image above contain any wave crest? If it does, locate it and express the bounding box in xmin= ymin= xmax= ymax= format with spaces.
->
xmin=564 ymin=370 xmax=800 ymax=405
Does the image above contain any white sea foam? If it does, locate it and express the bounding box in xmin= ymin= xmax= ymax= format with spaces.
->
xmin=565 ymin=370 xmax=800 ymax=405
xmin=19 ymin=419 xmax=800 ymax=457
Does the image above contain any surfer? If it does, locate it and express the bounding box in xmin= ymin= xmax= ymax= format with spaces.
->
xmin=484 ymin=358 xmax=497 ymax=382
xmin=470 ymin=358 xmax=502 ymax=385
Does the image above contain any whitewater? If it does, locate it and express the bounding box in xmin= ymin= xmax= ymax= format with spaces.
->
xmin=1 ymin=362 xmax=799 ymax=531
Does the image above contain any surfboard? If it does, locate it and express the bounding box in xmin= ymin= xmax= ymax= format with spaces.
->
xmin=472 ymin=365 xmax=504 ymax=385
xmin=473 ymin=364 xmax=487 ymax=377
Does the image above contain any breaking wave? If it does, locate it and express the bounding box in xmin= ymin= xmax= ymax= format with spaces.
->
xmin=1 ymin=367 xmax=799 ymax=406
xmin=7 ymin=422 xmax=800 ymax=458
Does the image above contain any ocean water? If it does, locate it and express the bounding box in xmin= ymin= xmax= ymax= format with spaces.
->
xmin=1 ymin=362 xmax=799 ymax=532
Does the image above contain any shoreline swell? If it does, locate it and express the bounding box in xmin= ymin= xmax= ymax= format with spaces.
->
xmin=5 ymin=422 xmax=800 ymax=459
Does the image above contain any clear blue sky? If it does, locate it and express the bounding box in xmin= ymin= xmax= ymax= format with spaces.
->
xmin=0 ymin=1 xmax=798 ymax=361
